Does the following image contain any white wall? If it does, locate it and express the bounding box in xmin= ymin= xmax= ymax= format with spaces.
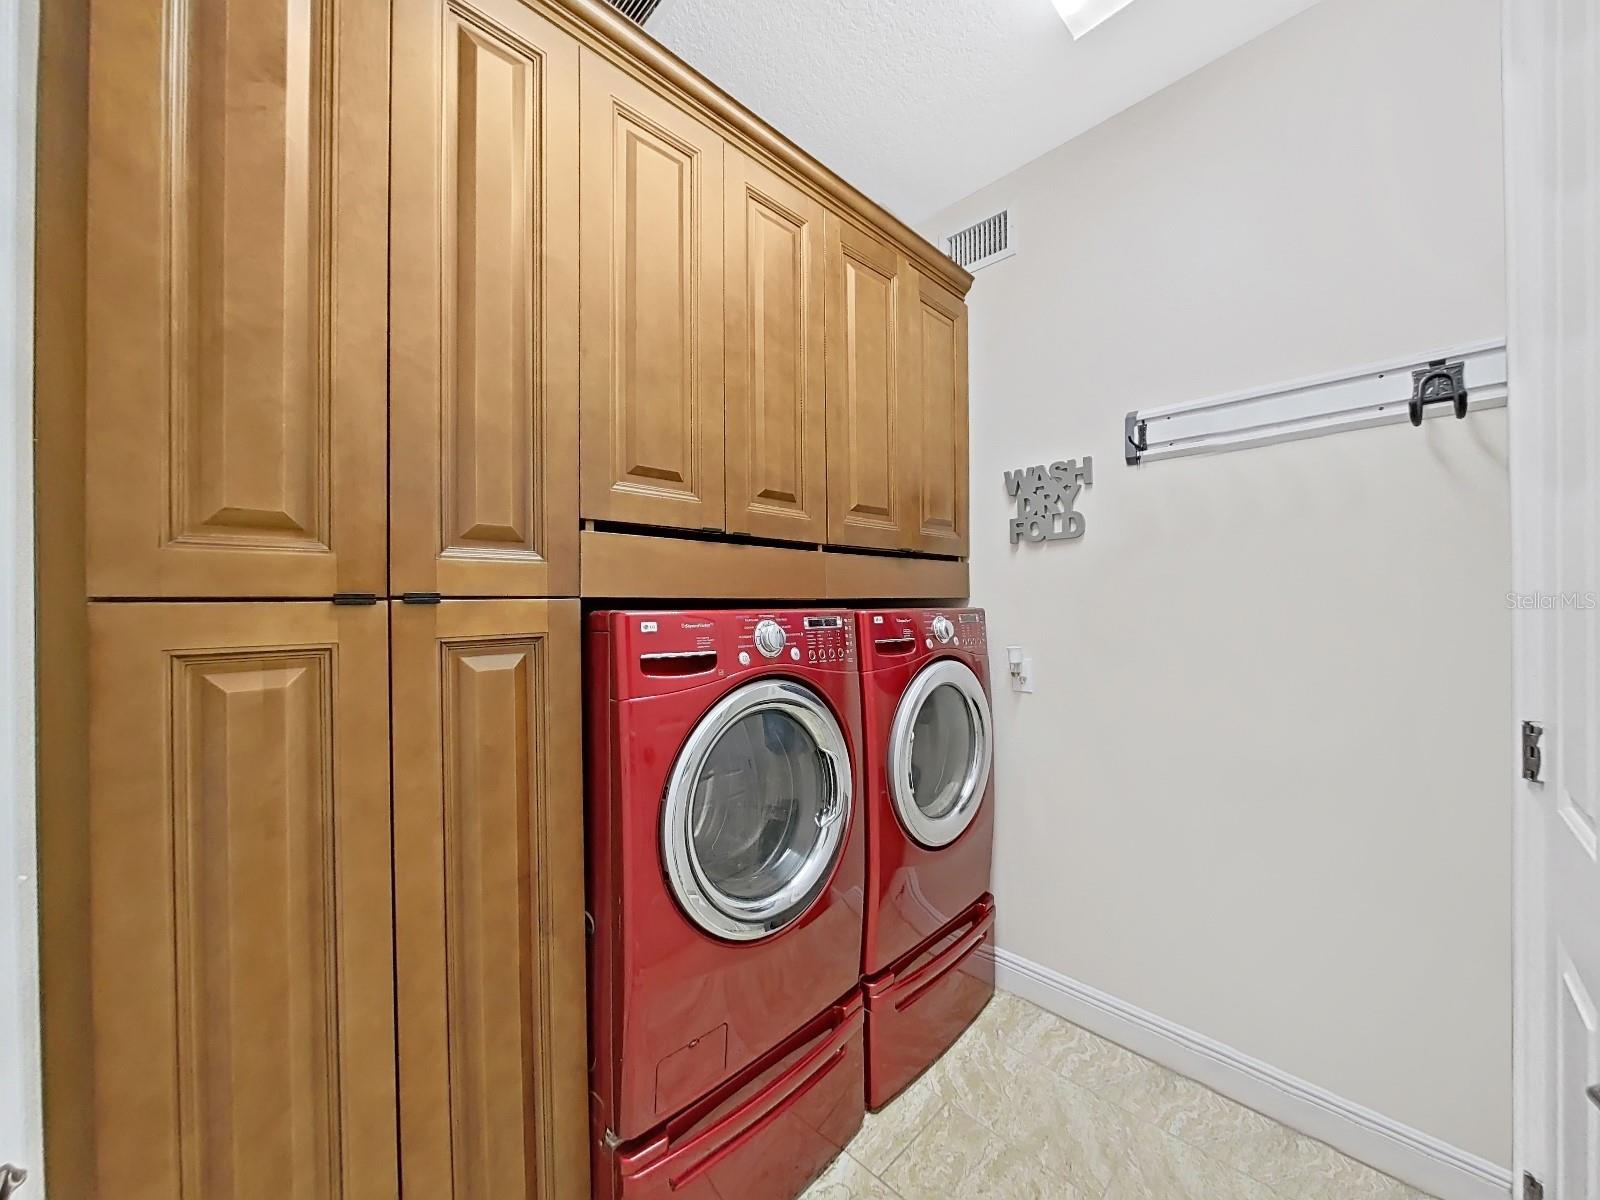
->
xmin=1 ymin=0 xmax=43 ymax=1186
xmin=926 ymin=0 xmax=1511 ymax=1168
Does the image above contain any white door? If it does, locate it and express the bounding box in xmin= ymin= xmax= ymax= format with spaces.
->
xmin=0 ymin=0 xmax=41 ymax=1191
xmin=1506 ymin=1 xmax=1600 ymax=1194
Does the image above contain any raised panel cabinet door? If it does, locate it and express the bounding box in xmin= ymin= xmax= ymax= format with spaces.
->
xmin=84 ymin=0 xmax=389 ymax=598
xmin=580 ymin=49 xmax=726 ymax=531
xmin=392 ymin=599 xmax=587 ymax=1200
xmin=825 ymin=212 xmax=912 ymax=551
xmin=725 ymin=148 xmax=827 ymax=543
xmin=87 ymin=602 xmax=396 ymax=1200
xmin=908 ymin=270 xmax=970 ymax=556
xmin=391 ymin=0 xmax=580 ymax=597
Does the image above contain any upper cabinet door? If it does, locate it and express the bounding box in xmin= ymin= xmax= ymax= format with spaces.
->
xmin=825 ymin=213 xmax=912 ymax=551
xmin=724 ymin=148 xmax=827 ymax=544
xmin=580 ymin=50 xmax=726 ymax=532
xmin=85 ymin=0 xmax=388 ymax=599
xmin=908 ymin=270 xmax=971 ymax=556
xmin=88 ymin=602 xmax=396 ymax=1200
xmin=390 ymin=0 xmax=580 ymax=598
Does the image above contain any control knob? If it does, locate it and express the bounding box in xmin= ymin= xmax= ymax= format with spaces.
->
xmin=931 ymin=615 xmax=956 ymax=645
xmin=754 ymin=619 xmax=787 ymax=659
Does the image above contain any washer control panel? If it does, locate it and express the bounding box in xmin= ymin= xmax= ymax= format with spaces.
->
xmin=800 ymin=614 xmax=854 ymax=666
xmin=730 ymin=611 xmax=855 ymax=670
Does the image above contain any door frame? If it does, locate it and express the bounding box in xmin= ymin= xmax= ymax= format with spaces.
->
xmin=2 ymin=0 xmax=44 ymax=1185
xmin=1504 ymin=0 xmax=1595 ymax=1192
xmin=1505 ymin=0 xmax=1544 ymax=1183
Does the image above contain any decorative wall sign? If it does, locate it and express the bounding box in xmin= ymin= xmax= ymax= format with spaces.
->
xmin=1005 ymin=457 xmax=1093 ymax=544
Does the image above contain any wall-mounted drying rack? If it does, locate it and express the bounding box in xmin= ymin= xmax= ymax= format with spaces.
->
xmin=1124 ymin=340 xmax=1507 ymax=465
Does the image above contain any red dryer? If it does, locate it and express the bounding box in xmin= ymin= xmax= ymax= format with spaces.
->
xmin=855 ymin=608 xmax=997 ymax=1110
xmin=587 ymin=610 xmax=868 ymax=1200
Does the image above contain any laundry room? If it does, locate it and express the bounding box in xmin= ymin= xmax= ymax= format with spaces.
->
xmin=5 ymin=0 xmax=1594 ymax=1199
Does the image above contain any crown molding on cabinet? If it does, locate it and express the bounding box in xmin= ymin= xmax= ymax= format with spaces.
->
xmin=536 ymin=0 xmax=974 ymax=298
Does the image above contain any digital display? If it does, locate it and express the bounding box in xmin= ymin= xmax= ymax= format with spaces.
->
xmin=805 ymin=617 xmax=844 ymax=630
xmin=958 ymin=613 xmax=982 ymax=624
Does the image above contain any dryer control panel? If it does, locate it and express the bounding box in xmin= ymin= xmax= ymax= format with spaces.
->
xmin=859 ymin=608 xmax=988 ymax=668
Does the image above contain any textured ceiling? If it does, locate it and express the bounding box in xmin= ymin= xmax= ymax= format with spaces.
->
xmin=647 ymin=0 xmax=1325 ymax=224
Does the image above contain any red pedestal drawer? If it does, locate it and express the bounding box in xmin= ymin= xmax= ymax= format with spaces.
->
xmin=596 ymin=995 xmax=865 ymax=1200
xmin=864 ymin=897 xmax=995 ymax=1111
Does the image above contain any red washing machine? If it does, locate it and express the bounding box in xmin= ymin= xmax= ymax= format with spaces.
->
xmin=855 ymin=608 xmax=997 ymax=1110
xmin=587 ymin=609 xmax=867 ymax=1200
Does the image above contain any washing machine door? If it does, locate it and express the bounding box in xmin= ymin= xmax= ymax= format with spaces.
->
xmin=663 ymin=680 xmax=854 ymax=942
xmin=888 ymin=660 xmax=993 ymax=849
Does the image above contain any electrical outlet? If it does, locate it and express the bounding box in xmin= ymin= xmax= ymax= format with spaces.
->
xmin=1011 ymin=657 xmax=1035 ymax=694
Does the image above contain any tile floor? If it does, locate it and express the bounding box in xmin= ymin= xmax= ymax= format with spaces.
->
xmin=802 ymin=990 xmax=1435 ymax=1200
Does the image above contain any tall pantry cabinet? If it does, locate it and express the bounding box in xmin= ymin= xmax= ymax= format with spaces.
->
xmin=44 ymin=0 xmax=973 ymax=1195
xmin=73 ymin=0 xmax=588 ymax=1196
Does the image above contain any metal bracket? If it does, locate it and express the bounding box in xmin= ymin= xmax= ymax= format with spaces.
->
xmin=1409 ymin=360 xmax=1469 ymax=427
xmin=1523 ymin=721 xmax=1544 ymax=783
xmin=1522 ymin=1171 xmax=1544 ymax=1200
xmin=0 ymin=1164 xmax=27 ymax=1200
xmin=1124 ymin=412 xmax=1147 ymax=465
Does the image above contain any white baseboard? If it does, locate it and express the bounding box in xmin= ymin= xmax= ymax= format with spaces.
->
xmin=986 ymin=947 xmax=1513 ymax=1200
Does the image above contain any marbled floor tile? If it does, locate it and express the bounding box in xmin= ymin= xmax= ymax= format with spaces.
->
xmin=1124 ymin=1064 xmax=1293 ymax=1171
xmin=952 ymin=1126 xmax=1093 ymax=1200
xmin=1248 ymin=1128 xmax=1430 ymax=1200
xmin=1103 ymin=1120 xmax=1282 ymax=1200
xmin=1006 ymin=999 xmax=1169 ymax=1115
xmin=846 ymin=1067 xmax=947 ymax=1176
xmin=880 ymin=1102 xmax=995 ymax=1200
xmin=798 ymin=1151 xmax=906 ymax=1200
xmin=997 ymin=1043 xmax=1138 ymax=1196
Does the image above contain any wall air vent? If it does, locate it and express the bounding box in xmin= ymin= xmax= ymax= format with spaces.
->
xmin=605 ymin=0 xmax=670 ymax=25
xmin=945 ymin=209 xmax=1015 ymax=272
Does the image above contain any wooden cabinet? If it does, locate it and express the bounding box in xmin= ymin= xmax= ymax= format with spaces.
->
xmin=580 ymin=49 xmax=727 ymax=532
xmin=825 ymin=213 xmax=914 ymax=551
xmin=391 ymin=599 xmax=589 ymax=1200
xmin=84 ymin=0 xmax=390 ymax=599
xmin=390 ymin=0 xmax=581 ymax=597
xmin=87 ymin=602 xmax=397 ymax=1200
xmin=725 ymin=147 xmax=828 ymax=543
xmin=906 ymin=270 xmax=971 ymax=556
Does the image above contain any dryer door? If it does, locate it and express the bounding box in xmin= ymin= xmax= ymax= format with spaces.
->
xmin=663 ymin=680 xmax=854 ymax=942
xmin=888 ymin=660 xmax=993 ymax=849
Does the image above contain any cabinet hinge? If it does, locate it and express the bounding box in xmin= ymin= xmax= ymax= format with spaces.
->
xmin=401 ymin=592 xmax=443 ymax=605
xmin=1522 ymin=720 xmax=1544 ymax=783
xmin=1522 ymin=1171 xmax=1544 ymax=1200
xmin=331 ymin=593 xmax=379 ymax=606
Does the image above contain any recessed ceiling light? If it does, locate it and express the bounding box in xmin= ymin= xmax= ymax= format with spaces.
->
xmin=1051 ymin=0 xmax=1139 ymax=39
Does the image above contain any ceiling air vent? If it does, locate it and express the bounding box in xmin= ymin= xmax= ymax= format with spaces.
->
xmin=945 ymin=209 xmax=1015 ymax=273
xmin=606 ymin=0 xmax=670 ymax=25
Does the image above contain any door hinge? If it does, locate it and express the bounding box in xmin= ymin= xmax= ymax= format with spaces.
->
xmin=1522 ymin=1171 xmax=1544 ymax=1200
xmin=1522 ymin=720 xmax=1544 ymax=782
